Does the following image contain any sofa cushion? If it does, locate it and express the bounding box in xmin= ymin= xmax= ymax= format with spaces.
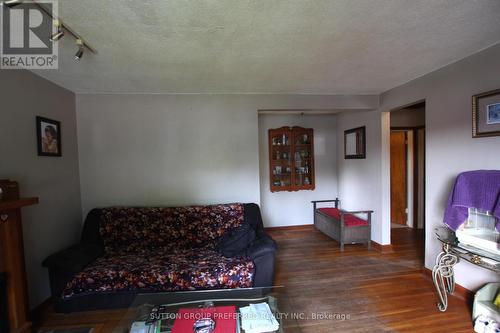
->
xmin=319 ymin=207 xmax=341 ymax=219
xmin=318 ymin=208 xmax=369 ymax=227
xmin=62 ymin=248 xmax=254 ymax=299
xmin=99 ymin=204 xmax=244 ymax=254
xmin=216 ymin=223 xmax=256 ymax=257
xmin=245 ymin=233 xmax=277 ymax=259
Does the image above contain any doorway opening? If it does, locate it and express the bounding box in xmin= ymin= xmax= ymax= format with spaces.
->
xmin=389 ymin=101 xmax=426 ymax=262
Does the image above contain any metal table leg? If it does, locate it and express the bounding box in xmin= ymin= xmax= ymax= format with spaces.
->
xmin=432 ymin=250 xmax=459 ymax=312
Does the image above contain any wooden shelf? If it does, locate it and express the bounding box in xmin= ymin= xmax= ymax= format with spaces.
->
xmin=0 ymin=197 xmax=39 ymax=212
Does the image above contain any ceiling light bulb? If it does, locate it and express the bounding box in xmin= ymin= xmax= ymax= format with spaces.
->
xmin=49 ymin=30 xmax=64 ymax=41
xmin=3 ymin=0 xmax=22 ymax=8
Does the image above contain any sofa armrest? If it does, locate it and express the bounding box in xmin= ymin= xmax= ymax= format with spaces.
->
xmin=42 ymin=243 xmax=103 ymax=273
xmin=246 ymin=233 xmax=277 ymax=259
xmin=248 ymin=233 xmax=277 ymax=287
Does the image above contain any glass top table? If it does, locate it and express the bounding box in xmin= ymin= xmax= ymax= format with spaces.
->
xmin=112 ymin=287 xmax=301 ymax=333
xmin=435 ymin=226 xmax=500 ymax=271
xmin=433 ymin=227 xmax=500 ymax=312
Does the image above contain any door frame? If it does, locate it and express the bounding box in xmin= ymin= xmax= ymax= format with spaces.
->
xmin=382 ymin=99 xmax=426 ymax=249
xmin=391 ymin=126 xmax=425 ymax=229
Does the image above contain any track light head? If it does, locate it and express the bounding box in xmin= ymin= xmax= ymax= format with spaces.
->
xmin=49 ymin=30 xmax=64 ymax=42
xmin=75 ymin=45 xmax=84 ymax=61
xmin=3 ymin=0 xmax=22 ymax=8
xmin=74 ymin=39 xmax=84 ymax=61
xmin=74 ymin=46 xmax=84 ymax=61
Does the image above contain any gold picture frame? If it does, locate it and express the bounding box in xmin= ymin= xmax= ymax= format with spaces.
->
xmin=472 ymin=88 xmax=500 ymax=138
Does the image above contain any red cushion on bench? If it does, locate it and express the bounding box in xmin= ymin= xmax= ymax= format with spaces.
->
xmin=318 ymin=208 xmax=369 ymax=227
xmin=319 ymin=207 xmax=341 ymax=219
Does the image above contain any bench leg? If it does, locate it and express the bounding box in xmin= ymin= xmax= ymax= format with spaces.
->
xmin=367 ymin=241 xmax=371 ymax=250
xmin=340 ymin=242 xmax=344 ymax=252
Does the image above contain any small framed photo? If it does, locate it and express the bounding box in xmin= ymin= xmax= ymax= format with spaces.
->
xmin=36 ymin=116 xmax=61 ymax=156
xmin=473 ymin=88 xmax=500 ymax=137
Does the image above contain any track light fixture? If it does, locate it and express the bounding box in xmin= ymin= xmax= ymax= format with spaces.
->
xmin=49 ymin=19 xmax=64 ymax=41
xmin=3 ymin=1 xmax=97 ymax=60
xmin=3 ymin=0 xmax=22 ymax=8
xmin=74 ymin=39 xmax=84 ymax=61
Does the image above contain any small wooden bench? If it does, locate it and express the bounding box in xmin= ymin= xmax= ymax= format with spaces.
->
xmin=311 ymin=199 xmax=373 ymax=251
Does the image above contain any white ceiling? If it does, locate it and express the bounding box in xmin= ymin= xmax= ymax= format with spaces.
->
xmin=32 ymin=0 xmax=500 ymax=94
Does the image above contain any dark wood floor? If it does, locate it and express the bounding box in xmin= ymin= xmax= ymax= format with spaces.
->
xmin=36 ymin=226 xmax=474 ymax=333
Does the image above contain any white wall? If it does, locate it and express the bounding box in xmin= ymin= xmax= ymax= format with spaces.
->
xmin=76 ymin=94 xmax=378 ymax=216
xmin=336 ymin=110 xmax=388 ymax=244
xmin=258 ymin=114 xmax=338 ymax=227
xmin=77 ymin=94 xmax=260 ymax=212
xmin=337 ymin=43 xmax=500 ymax=290
xmin=390 ymin=107 xmax=426 ymax=229
xmin=0 ymin=70 xmax=82 ymax=308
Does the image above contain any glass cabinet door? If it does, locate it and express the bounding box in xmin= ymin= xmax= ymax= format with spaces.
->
xmin=292 ymin=127 xmax=314 ymax=190
xmin=269 ymin=126 xmax=314 ymax=192
xmin=269 ymin=128 xmax=293 ymax=191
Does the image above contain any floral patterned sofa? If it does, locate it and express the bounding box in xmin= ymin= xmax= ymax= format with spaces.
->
xmin=43 ymin=203 xmax=277 ymax=312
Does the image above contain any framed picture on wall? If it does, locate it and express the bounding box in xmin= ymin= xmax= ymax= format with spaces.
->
xmin=344 ymin=126 xmax=366 ymax=159
xmin=36 ymin=116 xmax=62 ymax=156
xmin=472 ymin=88 xmax=500 ymax=138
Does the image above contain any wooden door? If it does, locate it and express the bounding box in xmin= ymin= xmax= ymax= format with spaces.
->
xmin=391 ymin=131 xmax=407 ymax=225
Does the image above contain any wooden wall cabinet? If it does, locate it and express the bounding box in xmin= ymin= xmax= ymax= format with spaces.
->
xmin=268 ymin=126 xmax=315 ymax=192
xmin=0 ymin=197 xmax=38 ymax=333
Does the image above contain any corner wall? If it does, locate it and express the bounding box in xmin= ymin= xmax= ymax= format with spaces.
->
xmin=0 ymin=70 xmax=82 ymax=308
xmin=76 ymin=94 xmax=378 ymax=217
xmin=336 ymin=43 xmax=500 ymax=290
xmin=336 ymin=110 xmax=389 ymax=244
xmin=380 ymin=43 xmax=500 ymax=290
